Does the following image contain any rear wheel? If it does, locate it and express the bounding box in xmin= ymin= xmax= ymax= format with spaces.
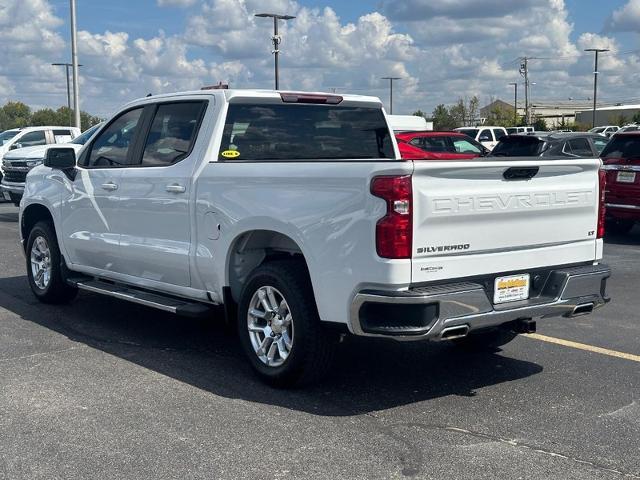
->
xmin=237 ymin=259 xmax=337 ymax=387
xmin=26 ymin=221 xmax=78 ymax=304
xmin=606 ymin=219 xmax=634 ymax=235
xmin=452 ymin=327 xmax=518 ymax=351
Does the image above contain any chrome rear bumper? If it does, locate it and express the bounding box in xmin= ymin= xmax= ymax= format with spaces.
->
xmin=350 ymin=264 xmax=610 ymax=341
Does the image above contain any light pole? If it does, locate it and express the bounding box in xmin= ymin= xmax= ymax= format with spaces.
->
xmin=254 ymin=13 xmax=296 ymax=90
xmin=70 ymin=0 xmax=81 ymax=129
xmin=585 ymin=48 xmax=609 ymax=128
xmin=52 ymin=63 xmax=83 ymax=126
xmin=508 ymin=82 xmax=518 ymax=125
xmin=381 ymin=77 xmax=400 ymax=114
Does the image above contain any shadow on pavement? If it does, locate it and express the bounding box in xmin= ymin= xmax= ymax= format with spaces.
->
xmin=0 ymin=210 xmax=18 ymax=223
xmin=0 ymin=275 xmax=543 ymax=416
xmin=604 ymin=226 xmax=640 ymax=246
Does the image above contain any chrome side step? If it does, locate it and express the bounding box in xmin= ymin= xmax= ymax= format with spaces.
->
xmin=69 ymin=279 xmax=213 ymax=318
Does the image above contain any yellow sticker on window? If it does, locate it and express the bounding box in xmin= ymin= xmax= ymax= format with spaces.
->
xmin=221 ymin=150 xmax=240 ymax=158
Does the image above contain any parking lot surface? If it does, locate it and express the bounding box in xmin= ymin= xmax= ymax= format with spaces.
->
xmin=0 ymin=202 xmax=638 ymax=479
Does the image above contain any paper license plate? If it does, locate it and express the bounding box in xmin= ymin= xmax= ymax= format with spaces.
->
xmin=494 ymin=274 xmax=530 ymax=304
xmin=617 ymin=171 xmax=636 ymax=183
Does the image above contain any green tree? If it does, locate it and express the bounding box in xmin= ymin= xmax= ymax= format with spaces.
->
xmin=632 ymin=111 xmax=640 ymax=124
xmin=31 ymin=108 xmax=61 ymax=126
xmin=412 ymin=110 xmax=426 ymax=118
xmin=0 ymin=101 xmax=31 ymax=130
xmin=431 ymin=104 xmax=456 ymax=130
xmin=533 ymin=117 xmax=548 ymax=131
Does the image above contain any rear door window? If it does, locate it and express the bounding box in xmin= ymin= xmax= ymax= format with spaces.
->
xmin=478 ymin=129 xmax=492 ymax=142
xmin=218 ymin=103 xmax=394 ymax=161
xmin=492 ymin=128 xmax=507 ymax=141
xmin=452 ymin=138 xmax=482 ymax=154
xmin=568 ymin=138 xmax=593 ymax=157
xmin=140 ymin=101 xmax=206 ymax=167
xmin=17 ymin=131 xmax=47 ymax=147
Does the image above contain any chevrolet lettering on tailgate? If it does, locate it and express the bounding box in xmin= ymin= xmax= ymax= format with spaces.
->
xmin=431 ymin=190 xmax=593 ymax=214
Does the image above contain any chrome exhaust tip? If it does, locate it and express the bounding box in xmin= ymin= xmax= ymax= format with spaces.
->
xmin=440 ymin=324 xmax=470 ymax=340
xmin=570 ymin=303 xmax=594 ymax=317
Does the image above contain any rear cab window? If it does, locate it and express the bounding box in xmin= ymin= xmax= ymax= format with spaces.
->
xmin=601 ymin=135 xmax=640 ymax=160
xmin=218 ymin=102 xmax=394 ymax=161
xmin=491 ymin=136 xmax=546 ymax=156
xmin=52 ymin=129 xmax=74 ymax=143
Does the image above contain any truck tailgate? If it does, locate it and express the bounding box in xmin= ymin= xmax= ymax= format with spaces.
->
xmin=411 ymin=158 xmax=601 ymax=284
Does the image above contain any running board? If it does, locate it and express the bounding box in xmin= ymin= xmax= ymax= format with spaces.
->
xmin=69 ymin=279 xmax=213 ymax=318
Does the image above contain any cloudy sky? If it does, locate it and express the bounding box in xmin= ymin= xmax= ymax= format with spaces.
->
xmin=0 ymin=0 xmax=639 ymax=118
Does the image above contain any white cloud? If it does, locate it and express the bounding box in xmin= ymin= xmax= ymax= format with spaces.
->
xmin=0 ymin=0 xmax=639 ymax=119
xmin=605 ymin=0 xmax=640 ymax=32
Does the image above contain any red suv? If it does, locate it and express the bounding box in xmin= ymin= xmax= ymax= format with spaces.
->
xmin=601 ymin=132 xmax=640 ymax=233
xmin=396 ymin=131 xmax=488 ymax=160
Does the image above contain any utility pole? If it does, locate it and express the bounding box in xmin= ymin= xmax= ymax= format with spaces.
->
xmin=254 ymin=13 xmax=296 ymax=90
xmin=508 ymin=82 xmax=518 ymax=125
xmin=70 ymin=0 xmax=81 ymax=129
xmin=585 ymin=48 xmax=609 ymax=128
xmin=381 ymin=77 xmax=401 ymax=114
xmin=519 ymin=57 xmax=529 ymax=125
xmin=52 ymin=63 xmax=82 ymax=126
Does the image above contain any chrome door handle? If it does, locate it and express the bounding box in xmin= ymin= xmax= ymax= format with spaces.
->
xmin=166 ymin=184 xmax=186 ymax=194
xmin=101 ymin=182 xmax=118 ymax=191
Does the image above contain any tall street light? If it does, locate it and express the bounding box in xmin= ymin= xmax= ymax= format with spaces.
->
xmin=508 ymin=82 xmax=518 ymax=125
xmin=52 ymin=62 xmax=83 ymax=126
xmin=381 ymin=77 xmax=401 ymax=114
xmin=254 ymin=13 xmax=296 ymax=90
xmin=585 ymin=48 xmax=610 ymax=128
xmin=70 ymin=0 xmax=81 ymax=129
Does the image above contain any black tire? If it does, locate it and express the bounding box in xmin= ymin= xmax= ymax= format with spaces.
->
xmin=452 ymin=327 xmax=518 ymax=352
xmin=606 ymin=219 xmax=634 ymax=235
xmin=237 ymin=259 xmax=337 ymax=387
xmin=26 ymin=221 xmax=78 ymax=304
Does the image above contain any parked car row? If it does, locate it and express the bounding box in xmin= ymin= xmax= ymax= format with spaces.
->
xmin=0 ymin=125 xmax=81 ymax=202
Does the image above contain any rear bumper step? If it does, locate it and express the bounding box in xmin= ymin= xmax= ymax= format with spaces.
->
xmin=68 ymin=279 xmax=213 ymax=318
xmin=350 ymin=263 xmax=610 ymax=340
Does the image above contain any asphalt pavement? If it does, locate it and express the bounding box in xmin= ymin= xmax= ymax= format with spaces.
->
xmin=0 ymin=202 xmax=638 ymax=479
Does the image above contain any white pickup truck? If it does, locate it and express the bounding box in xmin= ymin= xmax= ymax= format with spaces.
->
xmin=20 ymin=89 xmax=610 ymax=386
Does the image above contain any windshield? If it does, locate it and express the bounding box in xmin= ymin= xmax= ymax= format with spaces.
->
xmin=218 ymin=103 xmax=394 ymax=161
xmin=600 ymin=136 xmax=640 ymax=159
xmin=457 ymin=129 xmax=478 ymax=139
xmin=490 ymin=136 xmax=546 ymax=156
xmin=0 ymin=129 xmax=19 ymax=145
xmin=589 ymin=127 xmax=605 ymax=133
xmin=72 ymin=123 xmax=102 ymax=145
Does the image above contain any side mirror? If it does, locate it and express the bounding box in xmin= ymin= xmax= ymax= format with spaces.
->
xmin=45 ymin=147 xmax=76 ymax=170
xmin=9 ymin=143 xmax=22 ymax=150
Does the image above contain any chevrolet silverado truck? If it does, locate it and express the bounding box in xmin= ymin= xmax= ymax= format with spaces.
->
xmin=20 ymin=89 xmax=610 ymax=386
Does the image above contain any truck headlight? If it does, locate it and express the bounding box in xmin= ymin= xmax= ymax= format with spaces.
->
xmin=26 ymin=159 xmax=44 ymax=168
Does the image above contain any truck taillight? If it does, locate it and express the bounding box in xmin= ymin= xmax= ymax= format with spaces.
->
xmin=371 ymin=175 xmax=412 ymax=259
xmin=598 ymin=169 xmax=606 ymax=239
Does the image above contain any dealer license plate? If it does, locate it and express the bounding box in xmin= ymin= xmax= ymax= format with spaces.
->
xmin=494 ymin=274 xmax=530 ymax=304
xmin=617 ymin=171 xmax=636 ymax=183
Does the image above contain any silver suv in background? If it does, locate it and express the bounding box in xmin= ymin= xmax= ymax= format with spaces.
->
xmin=1 ymin=124 xmax=100 ymax=205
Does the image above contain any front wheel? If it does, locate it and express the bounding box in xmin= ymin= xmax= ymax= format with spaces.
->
xmin=237 ymin=260 xmax=337 ymax=387
xmin=26 ymin=221 xmax=78 ymax=304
